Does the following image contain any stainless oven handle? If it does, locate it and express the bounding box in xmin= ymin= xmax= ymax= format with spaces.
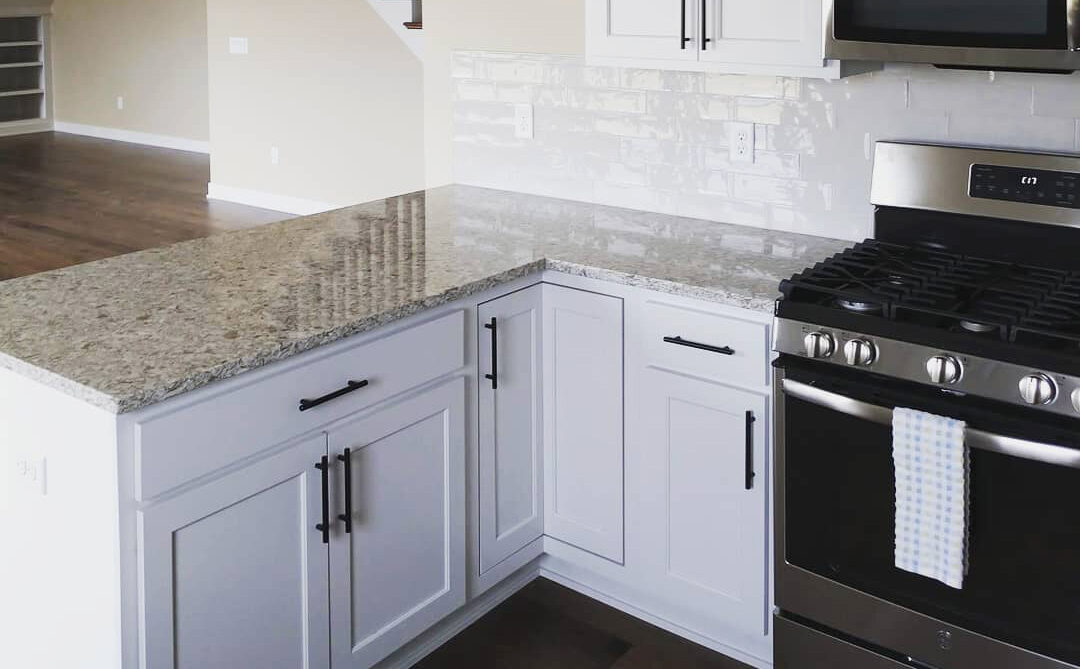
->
xmin=1070 ymin=0 xmax=1080 ymax=51
xmin=782 ymin=379 xmax=1080 ymax=470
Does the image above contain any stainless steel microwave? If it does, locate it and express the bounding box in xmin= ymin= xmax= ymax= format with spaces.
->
xmin=825 ymin=0 xmax=1080 ymax=71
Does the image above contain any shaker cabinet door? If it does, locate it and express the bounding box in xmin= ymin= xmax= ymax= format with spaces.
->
xmin=542 ymin=284 xmax=626 ymax=563
xmin=478 ymin=286 xmax=545 ymax=574
xmin=699 ymin=0 xmax=825 ymax=67
xmin=587 ymin=0 xmax=702 ymax=61
xmin=328 ymin=379 xmax=466 ymax=669
xmin=637 ymin=369 xmax=769 ymax=650
xmin=138 ymin=434 xmax=331 ymax=669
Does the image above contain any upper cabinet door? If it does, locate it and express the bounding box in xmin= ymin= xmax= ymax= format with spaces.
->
xmin=328 ymin=379 xmax=466 ymax=669
xmin=138 ymin=434 xmax=331 ymax=669
xmin=478 ymin=286 xmax=545 ymax=574
xmin=542 ymin=285 xmax=625 ymax=563
xmin=700 ymin=0 xmax=825 ymax=67
xmin=587 ymin=0 xmax=701 ymax=61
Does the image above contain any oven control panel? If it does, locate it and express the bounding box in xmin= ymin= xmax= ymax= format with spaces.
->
xmin=969 ymin=164 xmax=1079 ymax=209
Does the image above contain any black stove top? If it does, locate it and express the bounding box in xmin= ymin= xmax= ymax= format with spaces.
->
xmin=778 ymin=239 xmax=1080 ymax=354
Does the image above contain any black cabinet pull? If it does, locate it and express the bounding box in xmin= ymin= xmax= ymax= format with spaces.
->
xmin=680 ymin=0 xmax=691 ymax=49
xmin=484 ymin=317 xmax=498 ymax=390
xmin=315 ymin=456 xmax=331 ymax=543
xmin=337 ymin=448 xmax=353 ymax=534
xmin=745 ymin=411 xmax=756 ymax=491
xmin=663 ymin=336 xmax=735 ymax=356
xmin=299 ymin=379 xmax=369 ymax=412
xmin=700 ymin=0 xmax=712 ymax=50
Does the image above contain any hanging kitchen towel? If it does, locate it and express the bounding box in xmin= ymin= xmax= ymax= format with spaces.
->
xmin=893 ymin=407 xmax=969 ymax=590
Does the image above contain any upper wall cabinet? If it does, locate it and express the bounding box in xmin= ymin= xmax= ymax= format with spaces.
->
xmin=587 ymin=0 xmax=872 ymax=78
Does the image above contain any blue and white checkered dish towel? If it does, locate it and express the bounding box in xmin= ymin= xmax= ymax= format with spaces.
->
xmin=893 ymin=407 xmax=969 ymax=590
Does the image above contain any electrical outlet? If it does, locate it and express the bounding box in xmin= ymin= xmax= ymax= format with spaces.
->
xmin=270 ymin=146 xmax=280 ymax=166
xmin=13 ymin=455 xmax=46 ymax=496
xmin=116 ymin=96 xmax=124 ymax=111
xmin=729 ymin=122 xmax=755 ymax=165
xmin=514 ymin=104 xmax=534 ymax=140
xmin=229 ymin=37 xmax=249 ymax=55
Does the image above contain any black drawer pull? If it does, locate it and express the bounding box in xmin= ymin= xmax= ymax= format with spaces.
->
xmin=663 ymin=336 xmax=735 ymax=356
xmin=337 ymin=448 xmax=353 ymax=534
xmin=315 ymin=456 xmax=331 ymax=544
xmin=484 ymin=317 xmax=498 ymax=390
xmin=299 ymin=379 xmax=369 ymax=412
xmin=745 ymin=411 xmax=756 ymax=491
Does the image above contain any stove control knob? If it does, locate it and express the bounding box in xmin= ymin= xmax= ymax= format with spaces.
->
xmin=1019 ymin=373 xmax=1057 ymax=406
xmin=926 ymin=355 xmax=962 ymax=385
xmin=843 ymin=339 xmax=877 ymax=367
xmin=803 ymin=332 xmax=836 ymax=359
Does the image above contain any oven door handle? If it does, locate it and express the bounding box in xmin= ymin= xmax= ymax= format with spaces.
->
xmin=782 ymin=379 xmax=1080 ymax=470
xmin=1069 ymin=0 xmax=1080 ymax=51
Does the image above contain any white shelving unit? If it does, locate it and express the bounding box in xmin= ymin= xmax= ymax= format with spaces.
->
xmin=0 ymin=15 xmax=51 ymax=136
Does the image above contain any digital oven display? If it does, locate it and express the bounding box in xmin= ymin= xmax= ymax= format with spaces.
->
xmin=970 ymin=164 xmax=1079 ymax=209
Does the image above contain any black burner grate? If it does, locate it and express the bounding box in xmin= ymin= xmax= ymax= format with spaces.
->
xmin=779 ymin=240 xmax=1080 ymax=350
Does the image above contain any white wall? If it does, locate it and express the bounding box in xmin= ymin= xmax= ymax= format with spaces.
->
xmin=451 ymin=51 xmax=1080 ymax=241
xmin=206 ymin=0 xmax=426 ymax=210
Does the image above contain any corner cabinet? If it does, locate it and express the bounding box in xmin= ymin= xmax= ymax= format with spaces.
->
xmin=587 ymin=0 xmax=872 ymax=77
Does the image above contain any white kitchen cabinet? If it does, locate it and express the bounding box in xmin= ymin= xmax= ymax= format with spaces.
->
xmin=137 ymin=434 xmax=331 ymax=669
xmin=637 ymin=368 xmax=768 ymax=648
xmin=329 ymin=379 xmax=466 ymax=669
xmin=542 ymin=285 xmax=625 ymax=563
xmin=586 ymin=0 xmax=700 ymax=62
xmin=700 ymin=0 xmax=825 ymax=68
xmin=478 ymin=286 xmax=544 ymax=574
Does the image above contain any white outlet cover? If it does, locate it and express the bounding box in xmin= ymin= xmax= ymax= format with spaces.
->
xmin=514 ymin=104 xmax=534 ymax=140
xmin=729 ymin=121 xmax=755 ymax=165
xmin=270 ymin=146 xmax=280 ymax=165
xmin=116 ymin=96 xmax=124 ymax=111
xmin=229 ymin=37 xmax=249 ymax=55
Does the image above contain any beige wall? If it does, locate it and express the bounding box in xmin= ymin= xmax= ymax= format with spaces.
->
xmin=207 ymin=0 xmax=424 ymax=207
xmin=423 ymin=0 xmax=585 ymax=186
xmin=51 ymin=0 xmax=210 ymax=141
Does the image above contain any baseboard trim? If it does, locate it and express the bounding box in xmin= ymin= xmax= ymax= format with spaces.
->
xmin=53 ymin=121 xmax=210 ymax=154
xmin=206 ymin=183 xmax=341 ymax=216
xmin=0 ymin=118 xmax=53 ymax=138
xmin=378 ymin=564 xmax=541 ymax=668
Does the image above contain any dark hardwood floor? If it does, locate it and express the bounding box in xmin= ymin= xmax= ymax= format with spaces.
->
xmin=0 ymin=131 xmax=291 ymax=280
xmin=416 ymin=579 xmax=753 ymax=669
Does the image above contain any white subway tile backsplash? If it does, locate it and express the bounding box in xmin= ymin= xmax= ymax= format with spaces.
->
xmin=452 ymin=50 xmax=1080 ymax=242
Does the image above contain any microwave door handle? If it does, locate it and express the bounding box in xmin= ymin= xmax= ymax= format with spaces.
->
xmin=1069 ymin=0 xmax=1080 ymax=51
xmin=782 ymin=379 xmax=1080 ymax=470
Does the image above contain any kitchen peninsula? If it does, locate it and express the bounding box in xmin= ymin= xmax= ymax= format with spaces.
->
xmin=0 ymin=185 xmax=845 ymax=669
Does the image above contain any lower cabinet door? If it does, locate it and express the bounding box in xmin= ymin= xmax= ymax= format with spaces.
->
xmin=328 ymin=379 xmax=466 ymax=669
xmin=637 ymin=369 xmax=768 ymax=647
xmin=138 ymin=434 xmax=331 ymax=669
xmin=478 ymin=286 xmax=544 ymax=573
xmin=543 ymin=284 xmax=625 ymax=563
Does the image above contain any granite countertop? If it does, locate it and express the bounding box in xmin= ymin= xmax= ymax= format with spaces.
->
xmin=0 ymin=185 xmax=850 ymax=413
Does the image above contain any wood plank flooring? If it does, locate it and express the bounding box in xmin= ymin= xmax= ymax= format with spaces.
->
xmin=415 ymin=579 xmax=754 ymax=669
xmin=0 ymin=131 xmax=291 ymax=280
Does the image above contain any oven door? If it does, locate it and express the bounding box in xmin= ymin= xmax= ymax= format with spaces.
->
xmin=825 ymin=0 xmax=1080 ymax=71
xmin=775 ymin=358 xmax=1080 ymax=669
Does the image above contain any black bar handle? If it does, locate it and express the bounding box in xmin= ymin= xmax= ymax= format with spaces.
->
xmin=745 ymin=411 xmax=756 ymax=491
xmin=680 ymin=0 xmax=691 ymax=49
xmin=701 ymin=0 xmax=711 ymax=50
xmin=484 ymin=317 xmax=498 ymax=390
xmin=299 ymin=379 xmax=369 ymax=412
xmin=315 ymin=456 xmax=330 ymax=543
xmin=663 ymin=336 xmax=735 ymax=356
xmin=337 ymin=448 xmax=353 ymax=534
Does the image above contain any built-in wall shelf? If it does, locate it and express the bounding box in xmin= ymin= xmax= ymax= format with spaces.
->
xmin=0 ymin=15 xmax=47 ymax=132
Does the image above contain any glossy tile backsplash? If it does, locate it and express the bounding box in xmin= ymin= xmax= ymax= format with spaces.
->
xmin=451 ymin=51 xmax=1080 ymax=241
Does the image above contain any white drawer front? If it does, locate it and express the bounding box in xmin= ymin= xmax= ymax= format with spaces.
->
xmin=640 ymin=299 xmax=768 ymax=388
xmin=134 ymin=310 xmax=465 ymax=500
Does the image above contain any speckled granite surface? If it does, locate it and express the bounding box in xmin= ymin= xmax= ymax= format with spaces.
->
xmin=0 ymin=185 xmax=849 ymax=413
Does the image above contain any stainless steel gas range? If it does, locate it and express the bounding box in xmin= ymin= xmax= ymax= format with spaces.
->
xmin=772 ymin=142 xmax=1080 ymax=669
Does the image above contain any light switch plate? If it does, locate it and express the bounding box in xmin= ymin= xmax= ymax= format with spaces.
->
xmin=229 ymin=37 xmax=249 ymax=55
xmin=13 ymin=455 xmax=46 ymax=496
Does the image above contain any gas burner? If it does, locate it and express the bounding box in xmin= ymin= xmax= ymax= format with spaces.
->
xmin=836 ymin=298 xmax=884 ymax=314
xmin=960 ymin=320 xmax=999 ymax=334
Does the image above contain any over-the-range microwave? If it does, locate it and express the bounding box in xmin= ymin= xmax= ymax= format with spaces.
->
xmin=825 ymin=0 xmax=1080 ymax=72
